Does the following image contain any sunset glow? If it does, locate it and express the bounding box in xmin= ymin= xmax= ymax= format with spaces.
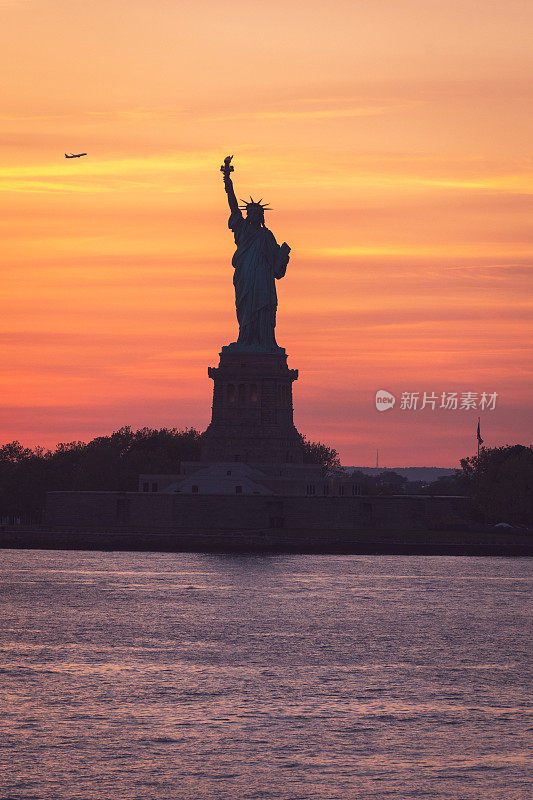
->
xmin=2 ymin=0 xmax=532 ymax=464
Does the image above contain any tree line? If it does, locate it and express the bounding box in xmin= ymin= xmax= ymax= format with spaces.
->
xmin=348 ymin=445 xmax=532 ymax=524
xmin=0 ymin=428 xmax=531 ymax=525
xmin=0 ymin=427 xmax=340 ymax=522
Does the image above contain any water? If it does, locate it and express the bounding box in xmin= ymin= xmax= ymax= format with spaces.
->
xmin=1 ymin=550 xmax=531 ymax=800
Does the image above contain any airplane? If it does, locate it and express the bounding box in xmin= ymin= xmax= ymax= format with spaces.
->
xmin=65 ymin=152 xmax=87 ymax=158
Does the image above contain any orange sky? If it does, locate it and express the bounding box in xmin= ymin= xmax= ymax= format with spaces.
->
xmin=1 ymin=0 xmax=532 ymax=465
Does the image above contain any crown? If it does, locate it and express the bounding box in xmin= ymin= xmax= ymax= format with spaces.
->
xmin=238 ymin=195 xmax=272 ymax=212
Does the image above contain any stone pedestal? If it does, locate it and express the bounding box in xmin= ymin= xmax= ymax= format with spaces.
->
xmin=201 ymin=347 xmax=304 ymax=464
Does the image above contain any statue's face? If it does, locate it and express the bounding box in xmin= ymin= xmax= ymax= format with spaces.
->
xmin=246 ymin=207 xmax=264 ymax=227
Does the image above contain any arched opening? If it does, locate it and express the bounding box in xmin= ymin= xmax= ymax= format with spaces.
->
xmin=227 ymin=384 xmax=236 ymax=404
xmin=250 ymin=383 xmax=258 ymax=403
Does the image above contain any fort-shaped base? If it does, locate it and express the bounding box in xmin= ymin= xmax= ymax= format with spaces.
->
xmin=201 ymin=348 xmax=304 ymax=464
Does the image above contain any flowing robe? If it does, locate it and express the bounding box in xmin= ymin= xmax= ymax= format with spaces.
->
xmin=228 ymin=210 xmax=289 ymax=352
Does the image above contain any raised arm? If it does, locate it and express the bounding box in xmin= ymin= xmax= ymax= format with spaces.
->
xmin=220 ymin=155 xmax=239 ymax=214
xmin=224 ymin=173 xmax=239 ymax=214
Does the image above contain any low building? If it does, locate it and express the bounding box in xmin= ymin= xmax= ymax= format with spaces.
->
xmin=138 ymin=462 xmax=361 ymax=498
xmin=46 ymin=487 xmax=470 ymax=532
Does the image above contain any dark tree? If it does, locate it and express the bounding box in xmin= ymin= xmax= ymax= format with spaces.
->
xmin=404 ymin=472 xmax=466 ymax=496
xmin=346 ymin=469 xmax=408 ymax=495
xmin=423 ymin=472 xmax=466 ymax=496
xmin=375 ymin=470 xmax=408 ymax=495
xmin=346 ymin=469 xmax=379 ymax=495
xmin=459 ymin=445 xmax=533 ymax=524
xmin=0 ymin=427 xmax=202 ymax=520
xmin=299 ymin=434 xmax=341 ymax=474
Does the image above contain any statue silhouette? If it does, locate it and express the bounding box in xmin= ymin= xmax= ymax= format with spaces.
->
xmin=221 ymin=156 xmax=290 ymax=353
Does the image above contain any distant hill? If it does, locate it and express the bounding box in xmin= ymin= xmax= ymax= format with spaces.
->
xmin=345 ymin=467 xmax=457 ymax=483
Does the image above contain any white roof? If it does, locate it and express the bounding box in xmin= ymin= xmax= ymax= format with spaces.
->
xmin=164 ymin=462 xmax=274 ymax=495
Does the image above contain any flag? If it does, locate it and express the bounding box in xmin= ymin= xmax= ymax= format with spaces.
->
xmin=477 ymin=418 xmax=484 ymax=446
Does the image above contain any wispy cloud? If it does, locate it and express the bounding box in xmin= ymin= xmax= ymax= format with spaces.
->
xmin=0 ymin=152 xmax=218 ymax=178
xmin=0 ymin=180 xmax=115 ymax=195
xmin=2 ymin=151 xmax=530 ymax=199
xmin=212 ymin=105 xmax=393 ymax=121
xmin=308 ymin=242 xmax=533 ymax=258
xmin=0 ymin=112 xmax=69 ymax=122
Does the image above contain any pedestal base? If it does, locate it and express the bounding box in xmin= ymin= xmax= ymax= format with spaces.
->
xmin=201 ymin=349 xmax=304 ymax=464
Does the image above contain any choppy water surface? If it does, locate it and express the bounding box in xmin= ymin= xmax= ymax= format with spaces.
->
xmin=0 ymin=551 xmax=531 ymax=799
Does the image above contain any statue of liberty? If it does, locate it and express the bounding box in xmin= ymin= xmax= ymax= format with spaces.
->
xmin=221 ymin=155 xmax=291 ymax=353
